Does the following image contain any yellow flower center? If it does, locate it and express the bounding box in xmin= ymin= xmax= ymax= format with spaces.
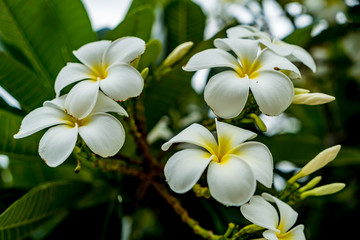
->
xmin=205 ymin=136 xmax=233 ymax=164
xmin=236 ymin=58 xmax=261 ymax=79
xmin=63 ymin=114 xmax=89 ymax=128
xmin=91 ymin=64 xmax=109 ymax=80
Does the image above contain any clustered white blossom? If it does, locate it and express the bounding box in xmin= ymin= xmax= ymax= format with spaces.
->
xmin=14 ymin=25 xmax=340 ymax=240
xmin=162 ymin=25 xmax=338 ymax=239
xmin=14 ymin=37 xmax=146 ymax=167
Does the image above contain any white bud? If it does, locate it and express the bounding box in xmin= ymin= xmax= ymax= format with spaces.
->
xmin=289 ymin=145 xmax=341 ymax=183
xmin=300 ymin=183 xmax=345 ymax=199
xmin=163 ymin=41 xmax=194 ymax=67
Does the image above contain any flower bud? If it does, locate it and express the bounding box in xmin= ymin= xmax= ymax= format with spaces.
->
xmin=163 ymin=41 xmax=194 ymax=67
xmin=292 ymin=88 xmax=335 ymax=105
xmin=249 ymin=113 xmax=267 ymax=132
xmin=141 ymin=67 xmax=149 ymax=80
xmin=300 ymin=183 xmax=345 ymax=199
xmin=289 ymin=145 xmax=341 ymax=183
xmin=299 ymin=176 xmax=322 ymax=192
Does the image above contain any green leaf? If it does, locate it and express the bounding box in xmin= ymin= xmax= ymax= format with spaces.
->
xmin=104 ymin=6 xmax=155 ymax=42
xmin=5 ymin=157 xmax=94 ymax=189
xmin=0 ymin=109 xmax=40 ymax=159
xmin=0 ymin=181 xmax=91 ymax=240
xmin=0 ymin=52 xmax=53 ymax=112
xmin=0 ymin=0 xmax=95 ymax=89
xmin=164 ymin=0 xmax=206 ymax=53
xmin=144 ymin=23 xmax=232 ymax=130
xmin=127 ymin=0 xmax=156 ymax=15
xmin=138 ymin=39 xmax=162 ymax=70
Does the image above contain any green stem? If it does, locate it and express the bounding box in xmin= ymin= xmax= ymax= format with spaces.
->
xmin=231 ymin=224 xmax=264 ymax=240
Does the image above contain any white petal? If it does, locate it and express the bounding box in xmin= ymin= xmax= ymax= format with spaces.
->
xmin=281 ymin=224 xmax=305 ymax=240
xmin=214 ymin=38 xmax=259 ymax=71
xmin=54 ymin=63 xmax=92 ymax=97
xmin=204 ymin=71 xmax=250 ymax=119
xmin=103 ymin=37 xmax=145 ymax=66
xmin=14 ymin=106 xmax=69 ymax=139
xmin=39 ymin=124 xmax=78 ymax=167
xmin=164 ymin=149 xmax=212 ymax=193
xmin=262 ymin=193 xmax=298 ymax=233
xmin=183 ymin=49 xmax=241 ymax=72
xmin=240 ymin=195 xmax=279 ymax=231
xmin=230 ymin=142 xmax=273 ymax=188
xmin=65 ymin=80 xmax=100 ymax=119
xmin=43 ymin=95 xmax=66 ymax=111
xmin=215 ymin=120 xmax=257 ymax=154
xmin=259 ymin=39 xmax=294 ymax=56
xmin=90 ymin=91 xmax=128 ymax=116
xmin=250 ymin=71 xmax=294 ymax=116
xmin=73 ymin=40 xmax=111 ymax=68
xmin=161 ymin=123 xmax=218 ymax=154
xmin=291 ymin=45 xmax=316 ymax=72
xmin=227 ymin=25 xmax=271 ymax=41
xmin=78 ymin=113 xmax=125 ymax=157
xmin=263 ymin=230 xmax=280 ymax=240
xmin=256 ymin=49 xmax=301 ymax=76
xmin=100 ymin=64 xmax=144 ymax=101
xmin=207 ymin=155 xmax=256 ymax=206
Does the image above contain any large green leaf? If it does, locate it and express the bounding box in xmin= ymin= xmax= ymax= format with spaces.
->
xmin=0 ymin=0 xmax=95 ymax=89
xmin=0 ymin=181 xmax=91 ymax=239
xmin=144 ymin=24 xmax=232 ymax=130
xmin=0 ymin=52 xmax=53 ymax=112
xmin=127 ymin=0 xmax=157 ymax=15
xmin=0 ymin=109 xmax=40 ymax=160
xmin=164 ymin=0 xmax=206 ymax=53
xmin=104 ymin=6 xmax=155 ymax=42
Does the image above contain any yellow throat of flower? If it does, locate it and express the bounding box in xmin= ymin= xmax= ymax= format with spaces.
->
xmin=91 ymin=64 xmax=109 ymax=80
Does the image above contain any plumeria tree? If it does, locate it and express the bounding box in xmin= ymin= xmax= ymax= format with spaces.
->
xmin=0 ymin=0 xmax=359 ymax=239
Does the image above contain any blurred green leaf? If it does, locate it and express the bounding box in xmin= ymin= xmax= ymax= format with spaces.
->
xmin=138 ymin=39 xmax=162 ymax=70
xmin=283 ymin=24 xmax=313 ymax=47
xmin=0 ymin=109 xmax=40 ymax=160
xmin=144 ymin=23 xmax=232 ymax=130
xmin=0 ymin=52 xmax=52 ymax=112
xmin=164 ymin=0 xmax=206 ymax=53
xmin=0 ymin=180 xmax=91 ymax=240
xmin=5 ymin=157 xmax=94 ymax=189
xmin=127 ymin=0 xmax=157 ymax=15
xmin=104 ymin=6 xmax=155 ymax=42
xmin=0 ymin=0 xmax=95 ymax=88
xmin=29 ymin=211 xmax=69 ymax=240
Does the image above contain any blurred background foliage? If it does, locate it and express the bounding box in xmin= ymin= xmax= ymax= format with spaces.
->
xmin=0 ymin=0 xmax=359 ymax=239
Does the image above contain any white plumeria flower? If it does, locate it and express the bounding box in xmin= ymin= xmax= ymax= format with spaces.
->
xmin=183 ymin=38 xmax=300 ymax=118
xmin=14 ymin=92 xmax=128 ymax=167
xmin=227 ymin=25 xmax=316 ymax=72
xmin=161 ymin=120 xmax=273 ymax=206
xmin=55 ymin=37 xmax=145 ymax=119
xmin=241 ymin=193 xmax=305 ymax=240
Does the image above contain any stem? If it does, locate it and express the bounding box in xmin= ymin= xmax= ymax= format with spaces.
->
xmin=151 ymin=181 xmax=228 ymax=240
xmin=231 ymin=224 xmax=264 ymax=240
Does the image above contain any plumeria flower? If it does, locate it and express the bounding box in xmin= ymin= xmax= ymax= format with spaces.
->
xmin=55 ymin=37 xmax=145 ymax=119
xmin=14 ymin=92 xmax=128 ymax=167
xmin=241 ymin=193 xmax=306 ymax=240
xmin=161 ymin=119 xmax=273 ymax=206
xmin=227 ymin=25 xmax=316 ymax=72
xmin=183 ymin=38 xmax=300 ymax=118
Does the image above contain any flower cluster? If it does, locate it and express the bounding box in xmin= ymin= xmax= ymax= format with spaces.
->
xmin=183 ymin=25 xmax=335 ymax=119
xmin=14 ymin=37 xmax=146 ymax=167
xmin=162 ymin=25 xmax=342 ymax=239
xmin=12 ymin=24 xmax=343 ymax=240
